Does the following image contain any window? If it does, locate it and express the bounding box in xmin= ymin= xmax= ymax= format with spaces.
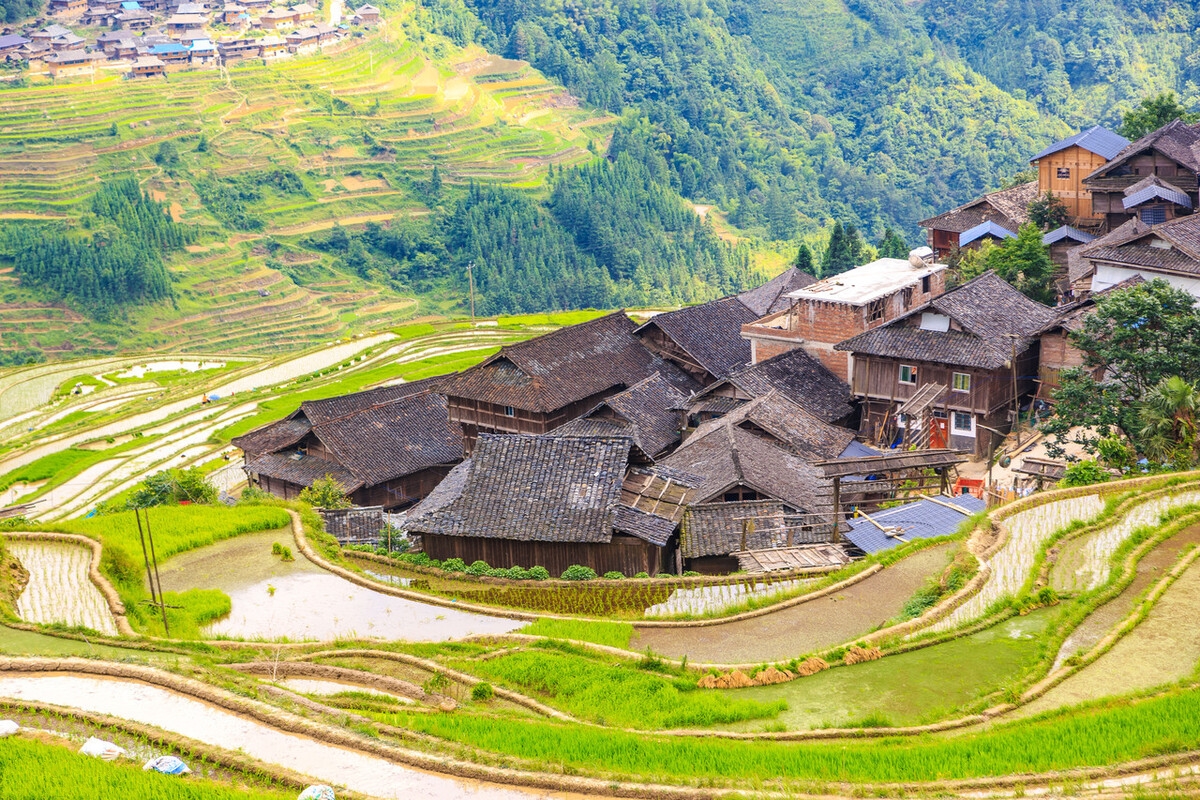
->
xmin=503 ymin=406 xmax=516 ymax=417
xmin=901 ymin=286 xmax=914 ymax=308
xmin=921 ymin=275 xmax=931 ymax=294
xmin=867 ymin=298 xmax=885 ymax=322
xmin=899 ymin=365 xmax=917 ymax=385
xmin=1056 ymin=167 xmax=1070 ymax=179
xmin=1141 ymin=206 xmax=1167 ymax=225
xmin=951 ymin=411 xmax=975 ymax=436
xmin=952 ymin=372 xmax=971 ymax=393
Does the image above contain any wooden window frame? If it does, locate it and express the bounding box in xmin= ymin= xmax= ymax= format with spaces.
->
xmin=951 ymin=411 xmax=975 ymax=436
xmin=867 ymin=298 xmax=885 ymax=322
xmin=503 ymin=406 xmax=516 ymax=417
xmin=899 ymin=364 xmax=917 ymax=385
xmin=952 ymin=372 xmax=971 ymax=393
xmin=921 ymin=275 xmax=931 ymax=293
xmin=1056 ymin=167 xmax=1070 ymax=179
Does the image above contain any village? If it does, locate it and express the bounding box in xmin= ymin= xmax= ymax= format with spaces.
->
xmin=225 ymin=116 xmax=1200 ymax=579
xmin=0 ymin=0 xmax=377 ymax=79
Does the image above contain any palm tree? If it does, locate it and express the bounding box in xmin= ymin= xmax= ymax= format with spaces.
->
xmin=1138 ymin=375 xmax=1200 ymax=465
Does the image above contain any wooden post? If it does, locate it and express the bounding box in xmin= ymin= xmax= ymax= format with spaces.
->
xmin=144 ymin=508 xmax=170 ymax=637
xmin=134 ymin=507 xmax=157 ymax=604
xmin=831 ymin=476 xmax=841 ymax=543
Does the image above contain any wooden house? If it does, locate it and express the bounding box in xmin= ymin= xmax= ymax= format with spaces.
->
xmin=165 ymin=13 xmax=205 ymax=34
xmin=919 ymin=181 xmax=1038 ymax=259
xmin=258 ymin=33 xmax=287 ymax=57
xmin=550 ymin=372 xmax=688 ymax=460
xmin=115 ymin=9 xmax=154 ymax=28
xmin=29 ymin=25 xmax=71 ymax=44
xmin=46 ymin=49 xmax=98 ymax=76
xmin=220 ymin=4 xmax=247 ymax=23
xmin=351 ymin=2 xmax=378 ymax=24
xmin=289 ymin=1 xmax=314 ymax=20
xmin=48 ymin=0 xmax=87 ymax=13
xmin=1083 ymin=120 xmax=1200 ymax=229
xmin=405 ymin=434 xmax=689 ymax=576
xmin=127 ymin=54 xmax=165 ymax=76
xmin=50 ymin=32 xmax=86 ymax=50
xmin=439 ymin=311 xmax=698 ymax=451
xmin=216 ymin=36 xmax=259 ymax=59
xmin=1073 ymin=213 xmax=1200 ymax=298
xmin=684 ymin=346 xmax=855 ymax=427
xmin=1030 ymin=126 xmax=1129 ymax=223
xmin=1035 ymin=276 xmax=1144 ymax=397
xmin=188 ymin=36 xmax=216 ymax=62
xmin=633 ymin=296 xmax=758 ymax=386
xmin=149 ymin=41 xmax=189 ymax=62
xmin=834 ymin=272 xmax=1058 ymax=456
xmin=259 ymin=7 xmax=296 ymax=28
xmin=236 ymin=379 xmax=463 ymax=509
xmin=740 ymin=257 xmax=947 ymax=381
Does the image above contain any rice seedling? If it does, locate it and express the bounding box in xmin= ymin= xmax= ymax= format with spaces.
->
xmin=521 ymin=618 xmax=634 ymax=649
xmin=448 ymin=646 xmax=785 ymax=728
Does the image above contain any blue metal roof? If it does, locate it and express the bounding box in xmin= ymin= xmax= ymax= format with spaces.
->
xmin=1031 ymin=125 xmax=1130 ymax=163
xmin=1122 ymin=185 xmax=1193 ymax=210
xmin=149 ymin=42 xmax=188 ymax=53
xmin=1042 ymin=225 xmax=1096 ymax=246
xmin=190 ymin=39 xmax=215 ymax=50
xmin=959 ymin=220 xmax=1016 ymax=247
xmin=120 ymin=1 xmax=140 ymax=8
xmin=0 ymin=34 xmax=30 ymax=48
xmin=843 ymin=494 xmax=987 ymax=554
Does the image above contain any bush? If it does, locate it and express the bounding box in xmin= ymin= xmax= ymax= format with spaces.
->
xmin=562 ymin=564 xmax=598 ymax=581
xmin=633 ymin=571 xmax=650 ymax=578
xmin=271 ymin=541 xmax=283 ymax=555
xmin=1058 ymin=459 xmax=1111 ymax=488
xmin=603 ymin=571 xmax=624 ymax=580
xmin=506 ymin=566 xmax=531 ymax=580
xmin=298 ymin=475 xmax=352 ymax=509
xmin=682 ymin=570 xmax=701 ymax=577
xmin=128 ymin=467 xmax=217 ymax=509
xmin=441 ymin=557 xmax=466 ymax=572
xmin=486 ymin=568 xmax=509 ymax=578
xmin=466 ymin=559 xmax=491 ymax=576
xmin=529 ymin=566 xmax=551 ymax=581
xmin=471 ymin=682 xmax=495 ymax=702
xmin=656 ymin=573 xmax=673 ymax=578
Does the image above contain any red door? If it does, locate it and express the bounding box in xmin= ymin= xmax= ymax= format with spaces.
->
xmin=930 ymin=417 xmax=948 ymax=449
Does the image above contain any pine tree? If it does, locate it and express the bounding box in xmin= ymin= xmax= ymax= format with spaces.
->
xmin=876 ymin=227 xmax=908 ymax=258
xmin=793 ymin=242 xmax=815 ymax=275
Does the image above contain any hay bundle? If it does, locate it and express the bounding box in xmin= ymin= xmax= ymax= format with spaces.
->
xmin=843 ymin=645 xmax=883 ymax=665
xmin=697 ymin=673 xmax=720 ymax=689
xmin=752 ymin=666 xmax=795 ymax=685
xmin=795 ymin=657 xmax=829 ymax=676
xmin=723 ymin=669 xmax=755 ymax=688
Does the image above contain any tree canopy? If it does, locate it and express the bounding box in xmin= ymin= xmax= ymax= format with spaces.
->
xmin=1117 ymin=92 xmax=1198 ymax=141
xmin=957 ymin=224 xmax=1056 ymax=305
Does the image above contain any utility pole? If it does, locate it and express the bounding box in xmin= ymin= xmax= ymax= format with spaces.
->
xmin=143 ymin=507 xmax=170 ymax=637
xmin=1008 ymin=334 xmax=1020 ymax=448
xmin=466 ymin=261 xmax=476 ymax=325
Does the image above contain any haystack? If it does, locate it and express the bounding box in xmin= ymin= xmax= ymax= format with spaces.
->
xmin=795 ymin=657 xmax=829 ymax=676
xmin=843 ymin=645 xmax=883 ymax=665
xmin=752 ymin=666 xmax=795 ymax=685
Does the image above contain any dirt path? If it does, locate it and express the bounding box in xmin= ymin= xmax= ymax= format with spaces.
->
xmin=631 ymin=544 xmax=953 ymax=663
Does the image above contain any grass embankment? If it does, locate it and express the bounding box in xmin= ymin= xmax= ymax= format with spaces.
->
xmin=520 ymin=618 xmax=634 ymax=648
xmin=382 ymin=683 xmax=1200 ymax=784
xmin=0 ymin=734 xmax=294 ymax=800
xmin=0 ymin=438 xmax=158 ymax=499
xmin=449 ymin=641 xmax=784 ymax=729
xmin=51 ymin=504 xmax=290 ymax=638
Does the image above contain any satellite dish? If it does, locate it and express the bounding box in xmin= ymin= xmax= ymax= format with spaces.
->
xmin=999 ymin=455 xmax=1012 ymax=468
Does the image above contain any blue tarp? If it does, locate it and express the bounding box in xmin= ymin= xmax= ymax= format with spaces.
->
xmin=843 ymin=494 xmax=987 ymax=554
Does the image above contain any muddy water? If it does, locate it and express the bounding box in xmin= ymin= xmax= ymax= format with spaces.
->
xmin=1052 ymin=524 xmax=1200 ymax=668
xmin=279 ymin=677 xmax=414 ymax=703
xmin=1051 ymin=490 xmax=1200 ymax=594
xmin=1021 ymin=542 xmax=1200 ymax=716
xmin=0 ymin=673 xmax=582 ymax=800
xmin=929 ymin=494 xmax=1105 ymax=633
xmin=157 ymin=530 xmax=525 ymax=642
xmin=8 ymin=541 xmax=118 ymax=636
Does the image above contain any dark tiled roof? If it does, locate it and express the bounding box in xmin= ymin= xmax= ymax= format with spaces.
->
xmin=300 ymin=376 xmax=443 ymax=425
xmin=658 ymin=424 xmax=826 ymax=510
xmin=681 ymin=500 xmax=790 ymax=558
xmin=843 ymin=494 xmax=985 ymax=554
xmin=311 ymin=391 xmax=462 ymax=486
xmin=696 ymin=347 xmax=855 ymax=424
xmin=918 ymin=181 xmax=1037 ymax=234
xmin=836 ymin=272 xmax=1057 ymax=369
xmin=737 ymin=268 xmax=816 ymax=316
xmin=551 ymin=372 xmax=685 ymax=458
xmin=439 ymin=312 xmax=697 ymax=412
xmin=232 ymin=417 xmax=311 ymax=456
xmin=635 ymin=297 xmax=757 ymax=380
xmin=685 ymin=392 xmax=855 ymax=461
xmin=1078 ymin=214 xmax=1200 ymax=278
xmin=245 ymin=452 xmax=362 ymax=492
xmin=613 ymin=505 xmax=676 ymax=547
xmin=1086 ymin=119 xmax=1200 ymax=182
xmin=404 ymin=434 xmax=632 ymax=543
xmin=1031 ymin=125 xmax=1129 ymax=162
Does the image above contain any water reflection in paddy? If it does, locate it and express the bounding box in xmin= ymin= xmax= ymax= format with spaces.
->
xmin=156 ymin=530 xmax=525 ymax=642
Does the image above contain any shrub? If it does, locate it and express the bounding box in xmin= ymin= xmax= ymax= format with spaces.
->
xmin=466 ymin=559 xmax=491 ymax=576
xmin=271 ymin=541 xmax=283 ymax=555
xmin=562 ymin=565 xmax=598 ymax=581
xmin=1058 ymin=459 xmax=1111 ymax=488
xmin=633 ymin=571 xmax=650 ymax=578
xmin=471 ymin=682 xmax=495 ymax=702
xmin=441 ymin=557 xmax=467 ymax=572
xmin=656 ymin=573 xmax=673 ymax=578
xmin=682 ymin=570 xmax=701 ymax=577
xmin=528 ymin=566 xmax=551 ymax=581
xmin=279 ymin=545 xmax=294 ymax=562
xmin=298 ymin=475 xmax=352 ymax=509
xmin=507 ymin=566 xmax=531 ymax=580
xmin=486 ymin=568 xmax=509 ymax=578
xmin=603 ymin=571 xmax=624 ymax=580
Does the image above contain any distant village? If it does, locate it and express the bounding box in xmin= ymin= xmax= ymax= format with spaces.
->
xmin=231 ymin=116 xmax=1200 ymax=578
xmin=0 ymin=0 xmax=378 ymax=79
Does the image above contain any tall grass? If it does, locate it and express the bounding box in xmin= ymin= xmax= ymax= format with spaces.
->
xmin=59 ymin=505 xmax=290 ymax=562
xmin=449 ymin=645 xmax=784 ymax=728
xmin=0 ymin=735 xmax=293 ymax=799
xmin=387 ymin=684 xmax=1200 ymax=784
xmin=521 ymin=618 xmax=634 ymax=649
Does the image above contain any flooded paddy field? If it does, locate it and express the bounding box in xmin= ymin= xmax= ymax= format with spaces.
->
xmin=632 ymin=543 xmax=954 ymax=663
xmin=1051 ymin=490 xmax=1200 ymax=594
xmin=278 ymin=677 xmax=415 ymax=704
xmin=156 ymin=530 xmax=525 ymax=642
xmin=0 ymin=672 xmax=576 ymax=800
xmin=715 ymin=610 xmax=1052 ymax=731
xmin=8 ymin=541 xmax=117 ymax=636
xmin=1022 ymin=543 xmax=1200 ymax=716
xmin=931 ymin=494 xmax=1106 ymax=632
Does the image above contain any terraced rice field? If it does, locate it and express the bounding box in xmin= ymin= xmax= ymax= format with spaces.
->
xmin=8 ymin=540 xmax=118 ymax=636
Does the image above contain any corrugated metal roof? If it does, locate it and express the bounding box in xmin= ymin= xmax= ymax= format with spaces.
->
xmin=843 ymin=494 xmax=986 ymax=554
xmin=1122 ymin=185 xmax=1193 ymax=210
xmin=1042 ymin=226 xmax=1096 ymax=245
xmin=959 ymin=220 xmax=1016 ymax=247
xmin=1031 ymin=125 xmax=1130 ymax=163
